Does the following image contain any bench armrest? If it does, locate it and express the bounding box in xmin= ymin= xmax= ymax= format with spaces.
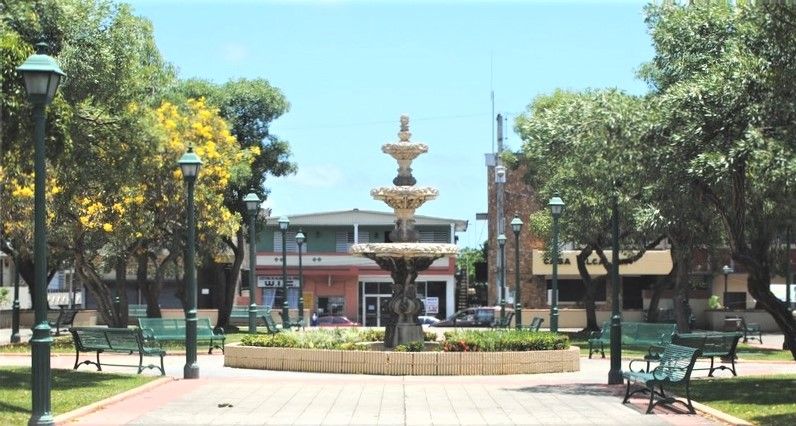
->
xmin=588 ymin=331 xmax=602 ymax=340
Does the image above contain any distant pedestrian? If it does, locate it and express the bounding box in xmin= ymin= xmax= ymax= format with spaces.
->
xmin=310 ymin=312 xmax=319 ymax=326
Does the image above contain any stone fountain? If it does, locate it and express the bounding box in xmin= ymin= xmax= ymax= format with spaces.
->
xmin=350 ymin=115 xmax=458 ymax=348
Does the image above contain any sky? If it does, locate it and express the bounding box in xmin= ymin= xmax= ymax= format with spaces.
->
xmin=127 ymin=0 xmax=654 ymax=248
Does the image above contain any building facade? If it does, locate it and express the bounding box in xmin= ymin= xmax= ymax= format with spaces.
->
xmin=250 ymin=209 xmax=467 ymax=325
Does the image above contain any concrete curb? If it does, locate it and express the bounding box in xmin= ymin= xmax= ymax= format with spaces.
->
xmin=692 ymin=400 xmax=753 ymax=426
xmin=53 ymin=376 xmax=174 ymax=425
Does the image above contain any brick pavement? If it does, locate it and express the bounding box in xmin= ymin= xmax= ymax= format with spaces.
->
xmin=2 ymin=331 xmax=793 ymax=425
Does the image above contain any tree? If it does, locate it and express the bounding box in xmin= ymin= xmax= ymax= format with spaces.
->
xmin=642 ymin=1 xmax=796 ymax=357
xmin=516 ymin=89 xmax=665 ymax=332
xmin=172 ymin=78 xmax=294 ymax=329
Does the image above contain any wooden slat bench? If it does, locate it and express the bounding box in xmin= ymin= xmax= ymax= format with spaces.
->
xmin=622 ymin=343 xmax=701 ymax=414
xmin=230 ymin=305 xmax=271 ymax=325
xmin=588 ymin=321 xmax=677 ymax=358
xmin=670 ymin=332 xmax=743 ymax=376
xmin=69 ymin=327 xmax=165 ymax=375
xmin=260 ymin=313 xmax=282 ymax=334
xmin=138 ymin=318 xmax=225 ymax=354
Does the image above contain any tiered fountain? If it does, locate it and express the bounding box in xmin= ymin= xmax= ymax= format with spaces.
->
xmin=350 ymin=115 xmax=458 ymax=348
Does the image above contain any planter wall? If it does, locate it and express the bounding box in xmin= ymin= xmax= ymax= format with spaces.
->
xmin=225 ymin=345 xmax=580 ymax=375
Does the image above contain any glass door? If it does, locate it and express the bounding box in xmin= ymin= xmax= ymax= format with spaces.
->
xmin=364 ymin=296 xmax=379 ymax=326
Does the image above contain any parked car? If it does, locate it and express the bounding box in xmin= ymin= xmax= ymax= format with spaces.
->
xmin=430 ymin=307 xmax=514 ymax=328
xmin=316 ymin=315 xmax=359 ymax=327
xmin=417 ymin=315 xmax=440 ymax=326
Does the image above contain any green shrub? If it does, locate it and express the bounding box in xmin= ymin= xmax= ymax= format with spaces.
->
xmin=441 ymin=330 xmax=569 ymax=352
xmin=240 ymin=329 xmax=567 ymax=352
xmin=423 ymin=331 xmax=437 ymax=342
xmin=394 ymin=341 xmax=424 ymax=352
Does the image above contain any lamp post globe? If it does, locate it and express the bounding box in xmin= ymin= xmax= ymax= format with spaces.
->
xmin=17 ymin=41 xmax=65 ymax=426
xmin=278 ymin=216 xmax=290 ymax=325
xmin=547 ymin=193 xmax=564 ymax=333
xmin=497 ymin=233 xmax=507 ymax=325
xmin=178 ymin=147 xmax=202 ymax=379
xmin=722 ymin=265 xmax=734 ymax=310
xmin=510 ymin=215 xmax=523 ymax=329
xmin=295 ymin=229 xmax=306 ymax=325
xmin=243 ymin=191 xmax=260 ymax=333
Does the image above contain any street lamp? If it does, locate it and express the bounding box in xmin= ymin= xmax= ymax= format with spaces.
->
xmin=511 ymin=214 xmax=523 ymax=329
xmin=178 ymin=146 xmax=202 ymax=379
xmin=278 ymin=216 xmax=290 ymax=325
xmin=17 ymin=41 xmax=65 ymax=426
xmin=722 ymin=264 xmax=734 ymax=310
xmin=243 ymin=191 xmax=260 ymax=334
xmin=548 ymin=193 xmax=564 ymax=333
xmin=295 ymin=229 xmax=305 ymax=326
xmin=497 ymin=234 xmax=507 ymax=326
xmin=608 ymin=192 xmax=623 ymax=385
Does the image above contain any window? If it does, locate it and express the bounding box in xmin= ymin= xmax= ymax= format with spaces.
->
xmin=317 ymin=296 xmax=345 ymax=315
xmin=547 ymin=279 xmax=606 ymax=304
xmin=273 ymin=232 xmax=305 ymax=253
xmin=419 ymin=230 xmax=450 ymax=243
xmin=262 ymin=287 xmax=298 ymax=309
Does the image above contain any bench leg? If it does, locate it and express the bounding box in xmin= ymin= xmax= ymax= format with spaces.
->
xmin=137 ymin=353 xmax=144 ymax=374
xmin=646 ymin=386 xmax=656 ymax=414
xmin=74 ymin=350 xmax=81 ymax=370
xmin=159 ymin=354 xmax=165 ymax=376
xmin=95 ymin=351 xmax=102 ymax=371
xmin=708 ymin=356 xmax=715 ymax=377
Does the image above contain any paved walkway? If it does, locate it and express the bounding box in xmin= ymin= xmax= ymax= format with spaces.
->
xmin=1 ymin=330 xmax=793 ymax=425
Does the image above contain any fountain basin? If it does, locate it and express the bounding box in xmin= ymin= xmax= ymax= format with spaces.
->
xmin=224 ymin=345 xmax=581 ymax=375
xmin=350 ymin=242 xmax=458 ymax=258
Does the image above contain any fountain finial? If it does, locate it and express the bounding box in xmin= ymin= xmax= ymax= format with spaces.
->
xmin=398 ymin=115 xmax=411 ymax=142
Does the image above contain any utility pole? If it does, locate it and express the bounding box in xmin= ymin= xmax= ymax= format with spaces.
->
xmin=495 ymin=114 xmax=506 ymax=308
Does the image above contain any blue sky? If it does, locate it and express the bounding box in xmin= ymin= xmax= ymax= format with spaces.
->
xmin=128 ymin=0 xmax=653 ymax=248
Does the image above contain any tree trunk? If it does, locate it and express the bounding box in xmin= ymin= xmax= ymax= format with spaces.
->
xmin=113 ymin=256 xmax=129 ymax=327
xmin=216 ymin=230 xmax=244 ymax=330
xmin=741 ymin=241 xmax=796 ymax=360
xmin=135 ymin=253 xmax=148 ymax=310
xmin=646 ymin=273 xmax=672 ymax=323
xmin=575 ymin=246 xmax=599 ymax=332
xmin=142 ymin=250 xmax=177 ymax=318
xmin=74 ymin=252 xmax=115 ymax=325
xmin=671 ymin=252 xmax=692 ymax=333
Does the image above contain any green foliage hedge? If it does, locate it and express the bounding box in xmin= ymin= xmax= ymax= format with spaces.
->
xmin=241 ymin=329 xmax=568 ymax=352
xmin=441 ymin=330 xmax=569 ymax=352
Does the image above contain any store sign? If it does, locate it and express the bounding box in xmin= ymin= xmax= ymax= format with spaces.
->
xmin=532 ymin=249 xmax=672 ymax=276
xmin=424 ymin=297 xmax=439 ymax=314
xmin=257 ymin=276 xmax=299 ymax=288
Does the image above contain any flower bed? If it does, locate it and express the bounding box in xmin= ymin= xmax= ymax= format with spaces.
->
xmin=226 ymin=329 xmax=578 ymax=375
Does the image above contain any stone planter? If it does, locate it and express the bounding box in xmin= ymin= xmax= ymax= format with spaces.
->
xmin=225 ymin=344 xmax=580 ymax=375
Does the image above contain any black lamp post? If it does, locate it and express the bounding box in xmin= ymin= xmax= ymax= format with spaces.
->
xmin=511 ymin=215 xmax=523 ymax=329
xmin=497 ymin=233 xmax=507 ymax=325
xmin=243 ymin=191 xmax=260 ymax=334
xmin=17 ymin=41 xmax=65 ymax=426
xmin=278 ymin=216 xmax=290 ymax=325
xmin=178 ymin=147 xmax=202 ymax=380
xmin=608 ymin=193 xmax=623 ymax=385
xmin=296 ymin=229 xmax=305 ymax=325
xmin=548 ymin=193 xmax=564 ymax=333
xmin=722 ymin=264 xmax=734 ymax=310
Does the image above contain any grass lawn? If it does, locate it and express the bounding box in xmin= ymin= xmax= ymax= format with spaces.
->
xmin=569 ymin=339 xmax=794 ymax=361
xmin=0 ymin=366 xmax=156 ymax=425
xmin=690 ymin=374 xmax=796 ymax=425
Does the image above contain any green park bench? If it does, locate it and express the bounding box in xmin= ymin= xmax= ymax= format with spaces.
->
xmin=588 ymin=321 xmax=677 ymax=358
xmin=519 ymin=316 xmax=544 ymax=331
xmin=48 ymin=308 xmax=79 ymax=336
xmin=668 ymin=332 xmax=743 ymax=376
xmin=622 ymin=343 xmax=701 ymax=414
xmin=259 ymin=313 xmax=283 ymax=334
xmin=739 ymin=316 xmax=762 ymax=344
xmin=69 ymin=326 xmax=166 ymax=375
xmin=230 ymin=305 xmax=272 ymax=325
xmin=138 ymin=318 xmax=225 ymax=354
